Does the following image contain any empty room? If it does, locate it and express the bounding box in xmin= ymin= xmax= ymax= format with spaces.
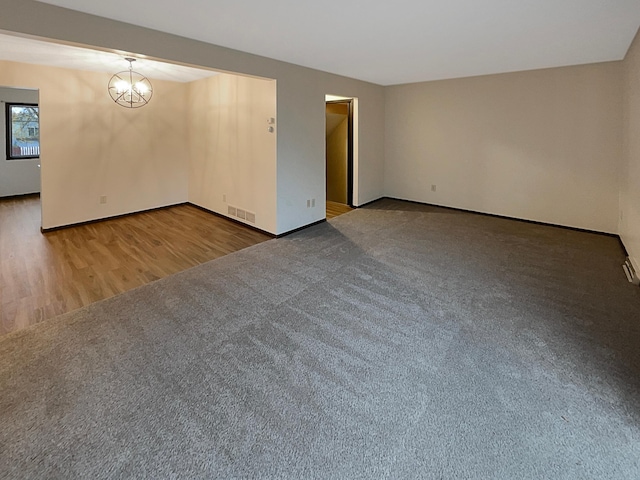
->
xmin=1 ymin=0 xmax=640 ymax=478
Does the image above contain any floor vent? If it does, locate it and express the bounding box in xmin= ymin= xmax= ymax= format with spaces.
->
xmin=622 ymin=257 xmax=639 ymax=285
xmin=228 ymin=205 xmax=256 ymax=224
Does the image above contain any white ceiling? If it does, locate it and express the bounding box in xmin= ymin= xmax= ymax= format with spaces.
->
xmin=0 ymin=33 xmax=219 ymax=82
xmin=34 ymin=0 xmax=640 ymax=86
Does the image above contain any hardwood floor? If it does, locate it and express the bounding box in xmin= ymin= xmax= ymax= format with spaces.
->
xmin=326 ymin=201 xmax=354 ymax=219
xmin=0 ymin=195 xmax=271 ymax=335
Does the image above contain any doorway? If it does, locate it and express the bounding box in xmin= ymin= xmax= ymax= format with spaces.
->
xmin=325 ymin=96 xmax=355 ymax=219
xmin=0 ymin=86 xmax=41 ymax=201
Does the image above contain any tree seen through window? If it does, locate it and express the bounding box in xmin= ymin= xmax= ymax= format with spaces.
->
xmin=6 ymin=103 xmax=40 ymax=159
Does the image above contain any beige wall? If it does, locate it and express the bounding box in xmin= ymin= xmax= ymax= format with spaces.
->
xmin=622 ymin=29 xmax=640 ymax=273
xmin=0 ymin=0 xmax=386 ymax=235
xmin=0 ymin=60 xmax=189 ymax=229
xmin=188 ymin=73 xmax=277 ymax=233
xmin=385 ymin=62 xmax=623 ymax=233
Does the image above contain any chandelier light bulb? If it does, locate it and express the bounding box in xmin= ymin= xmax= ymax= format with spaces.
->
xmin=135 ymin=82 xmax=148 ymax=95
xmin=114 ymin=80 xmax=130 ymax=94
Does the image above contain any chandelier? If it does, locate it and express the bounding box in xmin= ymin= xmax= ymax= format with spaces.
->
xmin=107 ymin=57 xmax=153 ymax=108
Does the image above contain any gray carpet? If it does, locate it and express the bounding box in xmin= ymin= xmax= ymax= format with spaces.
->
xmin=1 ymin=198 xmax=640 ymax=479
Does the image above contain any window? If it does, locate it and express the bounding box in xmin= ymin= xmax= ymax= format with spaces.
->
xmin=5 ymin=103 xmax=39 ymax=159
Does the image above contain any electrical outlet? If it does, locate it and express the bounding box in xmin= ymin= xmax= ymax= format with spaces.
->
xmin=431 ymin=185 xmax=437 ymax=192
xmin=223 ymin=194 xmax=226 ymax=203
xmin=307 ymin=199 xmax=310 ymax=208
xmin=99 ymin=195 xmax=107 ymax=204
xmin=312 ymin=198 xmax=316 ymax=207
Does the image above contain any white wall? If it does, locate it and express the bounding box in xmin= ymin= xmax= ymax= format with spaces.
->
xmin=188 ymin=73 xmax=277 ymax=233
xmin=0 ymin=86 xmax=40 ymax=197
xmin=385 ymin=62 xmax=623 ymax=233
xmin=0 ymin=0 xmax=386 ymax=235
xmin=0 ymin=60 xmax=189 ymax=229
xmin=622 ymin=29 xmax=640 ymax=273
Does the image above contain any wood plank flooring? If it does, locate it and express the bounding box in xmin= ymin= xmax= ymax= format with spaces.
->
xmin=326 ymin=201 xmax=354 ymax=219
xmin=1 ymin=196 xmax=355 ymax=336
xmin=0 ymin=195 xmax=271 ymax=335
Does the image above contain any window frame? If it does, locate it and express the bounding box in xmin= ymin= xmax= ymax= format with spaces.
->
xmin=5 ymin=102 xmax=40 ymax=160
